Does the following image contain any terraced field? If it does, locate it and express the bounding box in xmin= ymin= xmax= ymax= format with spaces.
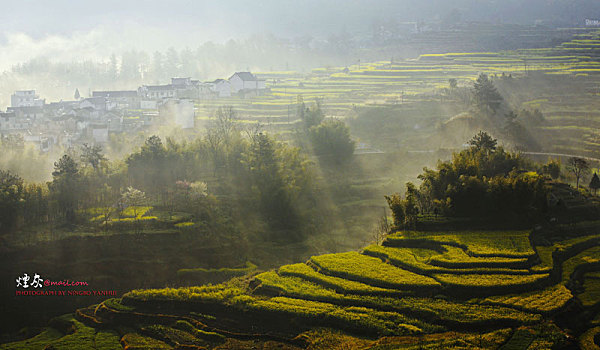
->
xmin=191 ymin=30 xmax=600 ymax=158
xmin=5 ymin=226 xmax=600 ymax=349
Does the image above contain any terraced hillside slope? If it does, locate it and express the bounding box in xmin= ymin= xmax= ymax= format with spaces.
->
xmin=188 ymin=30 xmax=600 ymax=156
xmin=4 ymin=223 xmax=600 ymax=349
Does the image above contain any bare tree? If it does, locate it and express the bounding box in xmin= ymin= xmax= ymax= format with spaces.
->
xmin=214 ymin=106 xmax=238 ymax=142
xmin=371 ymin=208 xmax=391 ymax=245
xmin=567 ymin=157 xmax=589 ymax=189
xmin=121 ymin=187 xmax=147 ymax=233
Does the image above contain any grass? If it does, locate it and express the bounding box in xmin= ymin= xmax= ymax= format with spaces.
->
xmin=124 ymin=284 xmax=246 ymax=304
xmin=142 ymin=324 xmax=208 ymax=347
xmin=127 ymin=282 xmax=439 ymax=335
xmin=254 ymin=271 xmax=541 ymax=326
xmin=93 ymin=331 xmax=122 ymax=350
xmin=561 ymin=245 xmax=600 ymax=282
xmin=103 ymin=297 xmax=135 ymax=312
xmin=0 ymin=328 xmax=64 ymax=350
xmin=121 ymin=206 xmax=153 ymax=218
xmin=120 ymin=333 xmax=172 ymax=349
xmin=309 ymin=251 xmax=441 ymax=290
xmin=429 ymin=246 xmax=531 ymax=268
xmin=579 ymin=272 xmax=600 ymax=307
xmin=176 ymin=261 xmax=257 ymax=283
xmin=579 ymin=327 xmax=600 ymax=349
xmin=172 ymin=320 xmax=226 ymax=343
xmin=499 ymin=327 xmax=537 ymax=350
xmin=481 ymin=284 xmax=573 ymax=313
xmin=363 ymin=245 xmax=537 ymax=275
xmin=0 ymin=314 xmax=120 ymax=350
xmin=277 ymin=263 xmax=402 ymax=296
xmin=433 ymin=273 xmax=548 ymax=289
xmin=387 ymin=230 xmax=535 ymax=258
xmin=239 ymin=296 xmax=439 ymax=335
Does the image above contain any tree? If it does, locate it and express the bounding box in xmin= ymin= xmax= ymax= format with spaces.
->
xmin=468 ymin=131 xmax=497 ymax=153
xmin=80 ymin=143 xmax=107 ymax=171
xmin=298 ymin=97 xmax=324 ymax=129
xmin=371 ymin=208 xmax=390 ymax=245
xmin=126 ymin=135 xmax=177 ymax=195
xmin=404 ymin=183 xmax=419 ymax=228
xmin=214 ymin=106 xmax=238 ymax=142
xmin=309 ymin=119 xmax=355 ymax=163
xmin=567 ymin=157 xmax=589 ymax=189
xmin=473 ymin=73 xmax=503 ymax=114
xmin=449 ymin=78 xmax=458 ymax=89
xmin=385 ymin=193 xmax=405 ymax=228
xmin=49 ymin=154 xmax=81 ymax=224
xmin=0 ymin=170 xmax=24 ymax=234
xmin=405 ymin=132 xmax=547 ymax=223
xmin=384 ymin=183 xmax=419 ymax=229
xmin=542 ymin=159 xmax=561 ymax=180
xmin=590 ymin=173 xmax=600 ymax=195
xmin=74 ymin=88 xmax=80 ymax=100
xmin=244 ymin=133 xmax=300 ymax=232
xmin=121 ymin=187 xmax=147 ymax=233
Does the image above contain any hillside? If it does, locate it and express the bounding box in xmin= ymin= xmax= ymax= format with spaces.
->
xmin=5 ymin=25 xmax=600 ymax=350
xmin=4 ymin=212 xmax=600 ymax=349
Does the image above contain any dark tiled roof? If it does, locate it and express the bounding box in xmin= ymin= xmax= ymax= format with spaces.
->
xmin=7 ymin=106 xmax=44 ymax=113
xmin=93 ymin=90 xmax=138 ymax=98
xmin=0 ymin=112 xmax=16 ymax=119
xmin=82 ymin=97 xmax=106 ymax=104
xmin=144 ymin=85 xmax=174 ymax=91
xmin=230 ymin=72 xmax=258 ymax=81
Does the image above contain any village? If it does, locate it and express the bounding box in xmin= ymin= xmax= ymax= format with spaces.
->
xmin=0 ymin=72 xmax=267 ymax=152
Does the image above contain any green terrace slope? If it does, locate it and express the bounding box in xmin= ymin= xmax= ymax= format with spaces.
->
xmin=5 ymin=226 xmax=600 ymax=349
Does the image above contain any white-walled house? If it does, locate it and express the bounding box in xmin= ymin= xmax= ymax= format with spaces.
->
xmin=10 ymin=90 xmax=45 ymax=107
xmin=138 ymin=85 xmax=176 ymax=100
xmin=228 ymin=72 xmax=266 ymax=93
xmin=92 ymin=90 xmax=139 ymax=109
xmin=0 ymin=111 xmax=32 ymax=132
xmin=79 ymin=97 xmax=116 ymax=111
xmin=24 ymin=133 xmax=52 ymax=152
xmin=7 ymin=106 xmax=45 ymax=121
xmin=209 ymin=79 xmax=232 ymax=97
xmin=171 ymin=77 xmax=192 ymax=87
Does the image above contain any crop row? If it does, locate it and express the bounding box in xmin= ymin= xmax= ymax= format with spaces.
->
xmin=432 ymin=273 xmax=550 ymax=294
xmin=125 ymin=283 xmax=440 ymax=336
xmin=363 ymin=245 xmax=539 ymax=276
xmin=277 ymin=263 xmax=404 ymax=296
xmin=253 ymin=271 xmax=541 ymax=327
xmin=309 ymin=251 xmax=441 ymax=290
xmin=481 ymin=284 xmax=573 ymax=314
xmin=384 ymin=230 xmax=535 ymax=258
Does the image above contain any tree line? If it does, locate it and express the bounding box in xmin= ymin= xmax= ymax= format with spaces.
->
xmin=0 ymin=104 xmax=356 ymax=244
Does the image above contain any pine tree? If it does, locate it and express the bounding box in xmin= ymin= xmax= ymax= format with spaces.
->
xmin=74 ymin=88 xmax=80 ymax=100
xmin=473 ymin=73 xmax=503 ymax=114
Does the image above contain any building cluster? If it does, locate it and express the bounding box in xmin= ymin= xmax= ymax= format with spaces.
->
xmin=0 ymin=72 xmax=267 ymax=152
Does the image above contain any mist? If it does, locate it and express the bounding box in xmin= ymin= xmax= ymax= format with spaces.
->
xmin=2 ymin=1 xmax=600 ymax=348
xmin=3 ymin=0 xmax=600 ymax=107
